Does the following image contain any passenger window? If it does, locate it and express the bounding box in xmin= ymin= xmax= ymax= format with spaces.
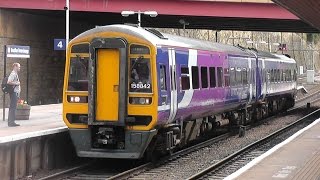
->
xmin=191 ymin=66 xmax=199 ymax=89
xmin=209 ymin=67 xmax=216 ymax=88
xmin=217 ymin=67 xmax=223 ymax=87
xmin=242 ymin=68 xmax=247 ymax=85
xmin=159 ymin=65 xmax=167 ymax=90
xmin=236 ymin=67 xmax=242 ymax=85
xmin=181 ymin=66 xmax=190 ymax=90
xmin=201 ymin=67 xmax=208 ymax=88
xmin=277 ymin=69 xmax=280 ymax=82
xmin=230 ymin=67 xmax=235 ymax=86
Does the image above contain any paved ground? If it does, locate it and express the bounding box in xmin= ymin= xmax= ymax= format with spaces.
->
xmin=229 ymin=119 xmax=320 ymax=180
xmin=0 ymin=104 xmax=66 ymax=137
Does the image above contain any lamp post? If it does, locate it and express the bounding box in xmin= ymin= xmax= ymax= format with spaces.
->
xmin=179 ymin=19 xmax=189 ymax=30
xmin=121 ymin=10 xmax=158 ymax=27
xmin=65 ymin=0 xmax=69 ymax=48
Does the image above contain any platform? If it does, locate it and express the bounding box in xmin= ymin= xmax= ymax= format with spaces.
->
xmin=0 ymin=104 xmax=67 ymax=143
xmin=227 ymin=118 xmax=320 ymax=180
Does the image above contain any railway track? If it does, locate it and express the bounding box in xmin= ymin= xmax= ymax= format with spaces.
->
xmin=38 ymin=92 xmax=320 ymax=180
xmin=187 ymin=102 xmax=320 ymax=180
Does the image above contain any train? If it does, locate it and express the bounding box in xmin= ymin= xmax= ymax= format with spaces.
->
xmin=63 ymin=24 xmax=297 ymax=159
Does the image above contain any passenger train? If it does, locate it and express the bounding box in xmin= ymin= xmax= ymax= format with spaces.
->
xmin=63 ymin=25 xmax=297 ymax=159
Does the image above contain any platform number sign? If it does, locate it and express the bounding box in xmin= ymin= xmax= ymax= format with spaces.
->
xmin=54 ymin=39 xmax=66 ymax=50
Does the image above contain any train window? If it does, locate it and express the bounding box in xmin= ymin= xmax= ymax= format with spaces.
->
xmin=224 ymin=68 xmax=230 ymax=87
xmin=230 ymin=67 xmax=235 ymax=86
xmin=130 ymin=44 xmax=150 ymax=54
xmin=71 ymin=43 xmax=89 ymax=53
xmin=236 ymin=68 xmax=242 ymax=86
xmin=242 ymin=68 xmax=248 ymax=85
xmin=159 ymin=65 xmax=167 ymax=90
xmin=288 ymin=69 xmax=291 ymax=81
xmin=284 ymin=70 xmax=287 ymax=81
xmin=270 ymin=69 xmax=274 ymax=82
xmin=191 ymin=66 xmax=199 ymax=89
xmin=129 ymin=57 xmax=152 ymax=93
xmin=217 ymin=67 xmax=223 ymax=87
xmin=201 ymin=67 xmax=208 ymax=88
xmin=181 ymin=67 xmax=189 ymax=74
xmin=277 ymin=69 xmax=280 ymax=82
xmin=181 ymin=76 xmax=190 ymax=90
xmin=209 ymin=67 xmax=216 ymax=88
xmin=181 ymin=66 xmax=190 ymax=90
xmin=68 ymin=57 xmax=89 ymax=91
xmin=252 ymin=69 xmax=255 ymax=85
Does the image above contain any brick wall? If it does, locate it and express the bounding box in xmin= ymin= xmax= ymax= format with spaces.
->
xmin=0 ymin=9 xmax=92 ymax=107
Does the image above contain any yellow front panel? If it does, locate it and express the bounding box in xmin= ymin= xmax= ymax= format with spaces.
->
xmin=96 ymin=49 xmax=119 ymax=121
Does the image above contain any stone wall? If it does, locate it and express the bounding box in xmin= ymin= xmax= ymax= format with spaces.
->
xmin=0 ymin=9 xmax=92 ymax=107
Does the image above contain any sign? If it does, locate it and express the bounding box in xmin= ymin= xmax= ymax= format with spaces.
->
xmin=54 ymin=39 xmax=66 ymax=50
xmin=6 ymin=45 xmax=30 ymax=58
xmin=278 ymin=43 xmax=287 ymax=51
xmin=300 ymin=66 xmax=303 ymax=75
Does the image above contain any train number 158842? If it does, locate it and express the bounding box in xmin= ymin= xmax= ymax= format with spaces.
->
xmin=131 ymin=83 xmax=151 ymax=89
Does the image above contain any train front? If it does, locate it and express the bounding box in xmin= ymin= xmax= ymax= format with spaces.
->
xmin=62 ymin=25 xmax=158 ymax=159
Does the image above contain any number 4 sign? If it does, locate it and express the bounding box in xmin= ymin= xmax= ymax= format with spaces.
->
xmin=54 ymin=39 xmax=66 ymax=50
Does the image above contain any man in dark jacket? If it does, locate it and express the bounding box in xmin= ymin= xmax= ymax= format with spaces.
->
xmin=7 ymin=63 xmax=21 ymax=127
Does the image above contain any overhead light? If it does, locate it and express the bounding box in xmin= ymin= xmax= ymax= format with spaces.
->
xmin=273 ymin=42 xmax=280 ymax=46
xmin=246 ymin=41 xmax=254 ymax=44
xmin=121 ymin=11 xmax=135 ymax=17
xmin=260 ymin=41 xmax=267 ymax=44
xmin=144 ymin=11 xmax=158 ymax=17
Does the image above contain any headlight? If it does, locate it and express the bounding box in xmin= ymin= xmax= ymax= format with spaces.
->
xmin=139 ymin=98 xmax=146 ymax=104
xmin=129 ymin=97 xmax=152 ymax=105
xmin=67 ymin=96 xmax=88 ymax=103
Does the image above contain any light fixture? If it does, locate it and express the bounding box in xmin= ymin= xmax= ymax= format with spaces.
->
xmin=144 ymin=11 xmax=158 ymax=17
xmin=121 ymin=11 xmax=135 ymax=17
xmin=121 ymin=10 xmax=158 ymax=27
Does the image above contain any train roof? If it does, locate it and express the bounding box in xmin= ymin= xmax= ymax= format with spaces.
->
xmin=72 ymin=24 xmax=296 ymax=63
xmin=72 ymin=24 xmax=249 ymax=55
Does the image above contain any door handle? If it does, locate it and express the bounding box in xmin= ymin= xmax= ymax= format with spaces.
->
xmin=113 ymin=85 xmax=119 ymax=92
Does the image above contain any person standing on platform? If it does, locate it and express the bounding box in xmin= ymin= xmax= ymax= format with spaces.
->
xmin=7 ymin=63 xmax=21 ymax=127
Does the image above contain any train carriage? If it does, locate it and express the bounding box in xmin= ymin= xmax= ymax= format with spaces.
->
xmin=63 ymin=25 xmax=297 ymax=159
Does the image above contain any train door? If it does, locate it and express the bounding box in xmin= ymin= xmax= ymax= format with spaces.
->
xmin=261 ymin=58 xmax=267 ymax=100
xmin=96 ymin=49 xmax=119 ymax=121
xmin=168 ymin=48 xmax=178 ymax=123
xmin=88 ymin=38 xmax=128 ymax=125
xmin=157 ymin=47 xmax=173 ymax=124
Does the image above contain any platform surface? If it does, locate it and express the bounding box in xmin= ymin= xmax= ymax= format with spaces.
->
xmin=0 ymin=104 xmax=67 ymax=143
xmin=229 ymin=118 xmax=320 ymax=180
